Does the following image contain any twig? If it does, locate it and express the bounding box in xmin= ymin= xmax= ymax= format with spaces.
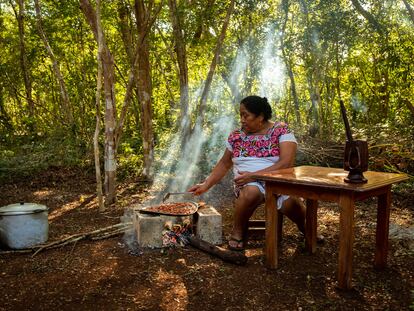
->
xmin=91 ymin=228 xmax=128 ymax=240
xmin=0 ymin=249 xmax=33 ymax=254
xmin=0 ymin=222 xmax=133 ymax=256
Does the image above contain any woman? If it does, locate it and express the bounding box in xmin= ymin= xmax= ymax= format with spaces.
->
xmin=188 ymin=95 xmax=305 ymax=251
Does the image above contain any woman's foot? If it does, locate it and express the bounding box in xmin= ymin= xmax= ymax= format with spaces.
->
xmin=228 ymin=236 xmax=245 ymax=251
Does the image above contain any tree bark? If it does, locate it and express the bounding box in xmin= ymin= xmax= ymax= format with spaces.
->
xmin=34 ymin=0 xmax=74 ymax=126
xmin=134 ymin=0 xmax=155 ymax=179
xmin=115 ymin=0 xmax=161 ymax=166
xmin=94 ymin=0 xmax=105 ymax=212
xmin=12 ymin=0 xmax=35 ymax=128
xmin=280 ymin=0 xmax=300 ymax=124
xmin=168 ymin=0 xmax=189 ymax=127
xmin=117 ymin=0 xmax=141 ymax=143
xmin=193 ymin=0 xmax=215 ymax=40
xmin=80 ymin=0 xmax=117 ymax=205
xmin=402 ymin=99 xmax=414 ymax=118
xmin=350 ymin=0 xmax=385 ymax=35
xmin=299 ymin=0 xmax=321 ymax=136
xmin=196 ymin=0 xmax=235 ymax=127
xmin=0 ymin=87 xmax=13 ymax=133
xmin=402 ymin=0 xmax=414 ymax=24
xmin=117 ymin=2 xmax=135 ymax=62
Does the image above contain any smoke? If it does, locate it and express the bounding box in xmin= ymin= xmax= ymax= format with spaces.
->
xmin=259 ymin=25 xmax=286 ymax=103
xmin=351 ymin=95 xmax=367 ymax=113
xmin=147 ymin=23 xmax=288 ymax=203
xmin=122 ymin=23 xmax=289 ymax=250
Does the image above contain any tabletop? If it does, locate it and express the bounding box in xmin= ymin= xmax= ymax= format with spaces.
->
xmin=252 ymin=166 xmax=409 ymax=192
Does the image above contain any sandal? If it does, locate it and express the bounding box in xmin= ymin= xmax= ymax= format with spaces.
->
xmin=228 ymin=237 xmax=245 ymax=251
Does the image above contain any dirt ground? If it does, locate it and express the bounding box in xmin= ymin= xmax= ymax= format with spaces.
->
xmin=0 ymin=167 xmax=413 ymax=311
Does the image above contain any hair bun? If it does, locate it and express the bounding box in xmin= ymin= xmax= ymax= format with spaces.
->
xmin=262 ymin=97 xmax=268 ymax=102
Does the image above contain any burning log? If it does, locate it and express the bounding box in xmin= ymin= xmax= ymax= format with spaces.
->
xmin=188 ymin=236 xmax=247 ymax=265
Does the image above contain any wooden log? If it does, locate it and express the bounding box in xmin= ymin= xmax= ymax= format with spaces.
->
xmin=188 ymin=236 xmax=247 ymax=265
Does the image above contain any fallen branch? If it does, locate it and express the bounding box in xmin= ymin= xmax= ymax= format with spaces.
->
xmin=0 ymin=222 xmax=133 ymax=256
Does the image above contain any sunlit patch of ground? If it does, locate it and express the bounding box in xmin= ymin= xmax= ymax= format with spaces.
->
xmin=152 ymin=267 xmax=189 ymax=310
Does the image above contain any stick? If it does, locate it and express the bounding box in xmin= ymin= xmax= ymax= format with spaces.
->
xmin=91 ymin=228 xmax=128 ymax=240
xmin=188 ymin=236 xmax=247 ymax=265
xmin=30 ymin=222 xmax=133 ymax=256
xmin=0 ymin=222 xmax=133 ymax=256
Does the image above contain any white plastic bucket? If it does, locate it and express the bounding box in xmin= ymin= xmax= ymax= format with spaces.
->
xmin=0 ymin=203 xmax=49 ymax=249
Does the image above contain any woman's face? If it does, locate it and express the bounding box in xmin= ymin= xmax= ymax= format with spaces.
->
xmin=239 ymin=103 xmax=264 ymax=133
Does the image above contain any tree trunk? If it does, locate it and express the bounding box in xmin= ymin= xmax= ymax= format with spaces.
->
xmin=115 ymin=0 xmax=161 ymax=170
xmin=280 ymin=0 xmax=300 ymax=124
xmin=117 ymin=2 xmax=135 ymax=62
xmin=299 ymin=0 xmax=321 ymax=136
xmin=0 ymin=86 xmax=13 ymax=133
xmin=94 ymin=0 xmax=105 ymax=212
xmin=196 ymin=0 xmax=235 ymax=127
xmin=402 ymin=0 xmax=414 ymax=25
xmin=134 ymin=0 xmax=154 ymax=179
xmin=34 ymin=0 xmax=73 ymax=126
xmin=402 ymin=99 xmax=414 ymax=118
xmin=192 ymin=0 xmax=216 ymax=41
xmin=167 ymin=0 xmax=190 ymax=128
xmin=80 ymin=0 xmax=117 ymax=205
xmin=116 ymin=0 xmax=141 ymax=145
xmin=13 ymin=0 xmax=35 ymax=129
xmin=350 ymin=0 xmax=385 ymax=34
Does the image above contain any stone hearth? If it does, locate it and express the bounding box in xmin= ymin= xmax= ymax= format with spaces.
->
xmin=133 ymin=205 xmax=222 ymax=248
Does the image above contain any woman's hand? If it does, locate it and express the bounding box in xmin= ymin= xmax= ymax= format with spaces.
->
xmin=234 ymin=171 xmax=255 ymax=186
xmin=187 ymin=182 xmax=209 ymax=196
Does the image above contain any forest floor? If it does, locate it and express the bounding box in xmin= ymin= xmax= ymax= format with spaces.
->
xmin=0 ymin=167 xmax=413 ymax=311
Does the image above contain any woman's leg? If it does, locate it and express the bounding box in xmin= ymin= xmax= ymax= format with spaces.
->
xmin=280 ymin=197 xmax=305 ymax=233
xmin=229 ymin=185 xmax=264 ymax=249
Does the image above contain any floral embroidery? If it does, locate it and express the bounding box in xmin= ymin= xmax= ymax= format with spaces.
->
xmin=227 ymin=122 xmax=291 ymax=158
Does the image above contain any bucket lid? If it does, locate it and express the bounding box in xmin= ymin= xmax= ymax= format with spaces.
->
xmin=0 ymin=203 xmax=48 ymax=216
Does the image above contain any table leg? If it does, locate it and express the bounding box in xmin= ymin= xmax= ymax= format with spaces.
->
xmin=265 ymin=185 xmax=278 ymax=269
xmin=338 ymin=192 xmax=355 ymax=289
xmin=305 ymin=199 xmax=318 ymax=253
xmin=375 ymin=186 xmax=391 ymax=269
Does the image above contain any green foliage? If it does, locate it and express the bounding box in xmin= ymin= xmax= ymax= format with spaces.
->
xmin=0 ymin=0 xmax=413 ymax=184
xmin=0 ymin=133 xmax=91 ymax=184
xmin=116 ymin=138 xmax=144 ymax=180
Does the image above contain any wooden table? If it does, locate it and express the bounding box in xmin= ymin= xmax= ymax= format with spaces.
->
xmin=252 ymin=166 xmax=408 ymax=289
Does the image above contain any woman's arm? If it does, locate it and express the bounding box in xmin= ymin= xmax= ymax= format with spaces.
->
xmin=188 ymin=149 xmax=233 ymax=195
xmin=234 ymin=141 xmax=297 ymax=186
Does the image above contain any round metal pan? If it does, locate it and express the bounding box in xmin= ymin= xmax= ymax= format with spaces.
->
xmin=138 ymin=201 xmax=199 ymax=216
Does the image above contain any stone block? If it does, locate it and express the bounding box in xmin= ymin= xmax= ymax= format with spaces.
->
xmin=133 ymin=210 xmax=192 ymax=248
xmin=195 ymin=207 xmax=222 ymax=245
xmin=133 ymin=212 xmax=164 ymax=248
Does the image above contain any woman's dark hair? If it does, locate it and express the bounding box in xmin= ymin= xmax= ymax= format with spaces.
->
xmin=240 ymin=95 xmax=272 ymax=121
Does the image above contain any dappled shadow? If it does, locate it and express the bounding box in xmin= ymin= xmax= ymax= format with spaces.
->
xmin=1 ymin=168 xmax=413 ymax=310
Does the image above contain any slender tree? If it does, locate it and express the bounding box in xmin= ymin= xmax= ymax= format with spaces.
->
xmin=10 ymin=0 xmax=35 ymax=130
xmin=34 ymin=0 xmax=74 ymax=126
xmin=298 ymin=0 xmax=322 ymax=136
xmin=94 ymin=0 xmax=105 ymax=211
xmin=402 ymin=0 xmax=414 ymax=25
xmin=80 ymin=0 xmax=117 ymax=205
xmin=168 ymin=0 xmax=189 ymax=128
xmin=196 ymin=0 xmax=235 ymax=127
xmin=350 ymin=0 xmax=385 ymax=35
xmin=134 ymin=0 xmax=156 ymax=179
xmin=279 ymin=0 xmax=300 ymax=124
